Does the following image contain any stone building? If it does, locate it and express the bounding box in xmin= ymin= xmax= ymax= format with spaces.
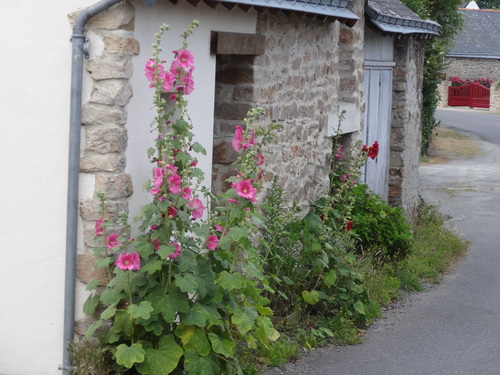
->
xmin=0 ymin=0 xmax=440 ymax=373
xmin=444 ymin=8 xmax=500 ymax=81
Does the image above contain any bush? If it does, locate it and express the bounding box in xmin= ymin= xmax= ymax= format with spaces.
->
xmin=350 ymin=184 xmax=412 ymax=263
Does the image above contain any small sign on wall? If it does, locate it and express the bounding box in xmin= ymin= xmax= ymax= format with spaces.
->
xmin=327 ymin=102 xmax=361 ymax=136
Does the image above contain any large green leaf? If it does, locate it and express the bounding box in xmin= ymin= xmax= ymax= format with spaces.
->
xmin=231 ymin=307 xmax=258 ymax=335
xmin=148 ymin=289 xmax=189 ymax=323
xmin=100 ymin=288 xmax=124 ymax=305
xmin=184 ymin=349 xmax=220 ymax=375
xmin=208 ymin=333 xmax=235 ymax=358
xmin=115 ymin=343 xmax=145 ymax=368
xmin=141 ymin=258 xmax=164 ymax=274
xmin=85 ymin=319 xmax=102 ymax=340
xmin=180 ymin=302 xmax=211 ymax=328
xmin=135 ymin=335 xmax=183 ymax=375
xmin=83 ymin=294 xmax=100 ymax=315
xmin=323 ymin=269 xmax=337 ymax=287
xmin=228 ymin=227 xmax=249 ymax=242
xmin=100 ymin=304 xmax=117 ymax=320
xmin=174 ymin=273 xmax=199 ymax=294
xmin=302 ymin=290 xmax=320 ymax=305
xmin=128 ymin=301 xmax=154 ymax=320
xmin=175 ymin=324 xmax=211 ymax=356
xmin=216 ymin=271 xmax=245 ymax=291
xmin=354 ymin=300 xmax=366 ymax=315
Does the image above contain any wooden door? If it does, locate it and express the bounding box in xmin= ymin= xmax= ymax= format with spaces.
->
xmin=363 ymin=65 xmax=393 ymax=200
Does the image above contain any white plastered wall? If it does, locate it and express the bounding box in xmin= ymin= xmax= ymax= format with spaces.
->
xmin=0 ymin=1 xmax=105 ymax=374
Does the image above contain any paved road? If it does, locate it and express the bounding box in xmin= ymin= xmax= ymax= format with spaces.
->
xmin=436 ymin=107 xmax=500 ymax=145
xmin=266 ymin=109 xmax=500 ymax=374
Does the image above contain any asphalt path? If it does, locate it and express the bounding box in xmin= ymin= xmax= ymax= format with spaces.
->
xmin=265 ymin=108 xmax=500 ymax=374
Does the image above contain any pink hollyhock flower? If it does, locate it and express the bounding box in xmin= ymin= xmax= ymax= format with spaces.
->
xmin=177 ymin=50 xmax=195 ymax=69
xmin=233 ymin=180 xmax=257 ymax=201
xmin=232 ymin=125 xmax=244 ymax=151
xmin=182 ymin=187 xmax=192 ymax=200
xmin=167 ymin=206 xmax=177 ymax=218
xmin=115 ymin=252 xmax=141 ymax=271
xmin=164 ymin=164 xmax=178 ymax=175
xmin=159 ymin=70 xmax=176 ymax=92
xmin=256 ymin=154 xmax=265 ymax=166
xmin=158 ymin=196 xmax=166 ymax=202
xmin=190 ymin=159 xmax=198 ymax=167
xmin=152 ymin=238 xmax=161 ymax=251
xmin=145 ymin=59 xmax=164 ymax=82
xmin=154 ymin=167 xmax=164 ymax=179
xmin=228 ymin=198 xmax=238 ymax=203
xmin=206 ymin=235 xmax=219 ymax=251
xmin=169 ymin=94 xmax=177 ymax=101
xmin=168 ymin=173 xmax=182 ymax=195
xmin=336 ymin=146 xmax=343 ymax=160
xmin=183 ymin=69 xmax=195 ymax=95
xmin=215 ymin=224 xmax=225 ymax=232
xmin=151 ymin=187 xmax=161 ymax=196
xmin=106 ymin=233 xmax=120 ymax=249
xmin=150 ymin=225 xmax=158 ymax=230
xmin=95 ymin=218 xmax=104 ymax=237
xmin=167 ymin=242 xmax=181 ymax=259
xmin=188 ymin=198 xmax=205 ymax=219
xmin=340 ymin=173 xmax=350 ymax=183
xmin=257 ymin=169 xmax=264 ymax=180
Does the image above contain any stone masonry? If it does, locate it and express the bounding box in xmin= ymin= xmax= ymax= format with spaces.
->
xmin=69 ymin=2 xmax=137 ymax=286
xmin=444 ymin=57 xmax=500 ymax=82
xmin=390 ymin=38 xmax=425 ymax=214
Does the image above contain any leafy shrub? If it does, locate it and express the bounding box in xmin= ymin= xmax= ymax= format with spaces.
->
xmin=349 ymin=184 xmax=412 ymax=263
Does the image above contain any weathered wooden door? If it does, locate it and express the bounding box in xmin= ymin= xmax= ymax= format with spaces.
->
xmin=363 ymin=29 xmax=395 ymax=200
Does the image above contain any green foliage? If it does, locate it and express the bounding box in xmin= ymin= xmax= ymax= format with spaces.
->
xmin=401 ymin=0 xmax=464 ymax=154
xmin=350 ymin=184 xmax=412 ymax=263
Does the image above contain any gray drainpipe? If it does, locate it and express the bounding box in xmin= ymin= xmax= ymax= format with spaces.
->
xmin=61 ymin=0 xmax=122 ymax=374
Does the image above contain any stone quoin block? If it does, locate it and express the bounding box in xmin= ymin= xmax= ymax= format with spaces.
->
xmin=90 ymin=80 xmax=133 ymax=106
xmin=87 ymin=54 xmax=134 ymax=80
xmin=95 ymin=173 xmax=134 ymax=199
xmin=81 ymin=103 xmax=127 ymax=125
xmin=85 ymin=126 xmax=128 ymax=154
xmin=80 ymin=153 xmax=127 ymax=173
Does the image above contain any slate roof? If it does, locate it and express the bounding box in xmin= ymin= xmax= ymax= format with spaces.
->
xmin=140 ymin=0 xmax=358 ymax=25
xmin=448 ymin=9 xmax=500 ymax=59
xmin=366 ymin=0 xmax=441 ymax=38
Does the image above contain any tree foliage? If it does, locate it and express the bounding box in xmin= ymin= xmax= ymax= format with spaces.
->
xmin=476 ymin=0 xmax=500 ymax=8
xmin=401 ymin=0 xmax=463 ymax=154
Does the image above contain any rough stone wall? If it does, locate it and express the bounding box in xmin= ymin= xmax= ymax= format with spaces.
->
xmin=251 ymin=13 xmax=343 ymax=208
xmin=444 ymin=57 xmax=500 ymax=82
xmin=390 ymin=37 xmax=425 ymax=215
xmin=437 ymin=80 xmax=451 ymax=107
xmin=490 ymin=83 xmax=500 ymax=113
xmin=68 ymin=3 xmax=137 ymax=288
xmin=212 ymin=55 xmax=255 ymax=194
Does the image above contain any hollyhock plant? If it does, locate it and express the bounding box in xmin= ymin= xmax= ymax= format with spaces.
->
xmin=86 ymin=22 xmax=282 ymax=375
xmin=232 ymin=125 xmax=244 ymax=151
xmin=115 ymin=252 xmax=140 ymax=271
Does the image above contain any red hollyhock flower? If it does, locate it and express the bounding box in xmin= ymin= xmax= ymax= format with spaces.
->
xmin=367 ymin=141 xmax=379 ymax=159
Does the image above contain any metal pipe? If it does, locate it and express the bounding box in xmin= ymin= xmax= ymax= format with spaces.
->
xmin=61 ymin=1 xmax=122 ymax=373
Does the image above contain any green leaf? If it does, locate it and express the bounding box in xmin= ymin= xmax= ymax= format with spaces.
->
xmin=173 ymin=119 xmax=189 ymax=133
xmin=86 ymin=278 xmax=99 ymax=291
xmin=100 ymin=288 xmax=124 ymax=305
xmin=158 ymin=244 xmax=175 ymax=260
xmin=136 ymin=335 xmax=183 ymax=375
xmin=231 ymin=307 xmax=258 ymax=335
xmin=228 ymin=227 xmax=249 ymax=242
xmin=141 ymin=258 xmax=164 ymax=274
xmin=216 ymin=271 xmax=245 ymax=291
xmin=174 ymin=273 xmax=199 ymax=294
xmin=302 ymin=290 xmax=320 ymax=305
xmin=115 ymin=343 xmax=145 ymax=368
xmin=95 ymin=257 xmax=112 ymax=269
xmin=323 ymin=269 xmax=337 ymax=287
xmin=106 ymin=310 xmax=134 ymax=342
xmin=348 ymin=282 xmax=364 ymax=294
xmin=354 ymin=300 xmax=366 ymax=315
xmin=179 ymin=302 xmax=211 ymax=328
xmin=255 ymin=305 xmax=273 ymax=316
xmin=175 ymin=324 xmax=211 ymax=356
xmin=254 ymin=316 xmax=280 ymax=343
xmin=83 ymin=294 xmax=100 ymax=315
xmin=191 ymin=142 xmax=207 ymax=155
xmin=85 ymin=319 xmax=102 ymax=340
xmin=282 ymin=276 xmax=294 ymax=285
xmin=184 ymin=349 xmax=220 ymax=375
xmin=128 ymin=301 xmax=154 ymax=320
xmin=148 ymin=288 xmax=190 ymax=323
xmin=100 ymin=304 xmax=116 ymax=320
xmin=208 ymin=333 xmax=235 ymax=358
